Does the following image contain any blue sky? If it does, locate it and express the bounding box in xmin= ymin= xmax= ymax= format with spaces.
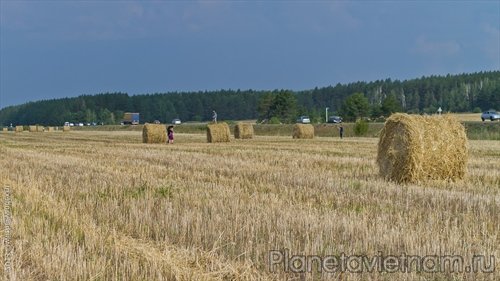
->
xmin=1 ymin=0 xmax=499 ymax=108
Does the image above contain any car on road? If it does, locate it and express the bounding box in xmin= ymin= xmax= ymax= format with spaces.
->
xmin=296 ymin=116 xmax=311 ymax=124
xmin=481 ymin=111 xmax=500 ymax=121
xmin=172 ymin=118 xmax=182 ymax=125
xmin=328 ymin=116 xmax=343 ymax=123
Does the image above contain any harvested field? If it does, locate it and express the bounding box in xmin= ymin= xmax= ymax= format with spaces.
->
xmin=0 ymin=131 xmax=498 ymax=280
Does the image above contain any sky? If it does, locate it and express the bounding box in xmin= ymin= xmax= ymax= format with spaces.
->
xmin=1 ymin=0 xmax=499 ymax=108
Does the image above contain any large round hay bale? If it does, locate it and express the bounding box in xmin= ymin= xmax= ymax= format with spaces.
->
xmin=47 ymin=127 xmax=54 ymax=132
xmin=29 ymin=125 xmax=37 ymax=132
xmin=142 ymin=123 xmax=167 ymax=143
xmin=63 ymin=126 xmax=71 ymax=132
xmin=207 ymin=122 xmax=231 ymax=143
xmin=234 ymin=123 xmax=254 ymax=139
xmin=377 ymin=113 xmax=468 ymax=183
xmin=292 ymin=124 xmax=314 ymax=139
xmin=15 ymin=126 xmax=23 ymax=133
xmin=37 ymin=126 xmax=45 ymax=132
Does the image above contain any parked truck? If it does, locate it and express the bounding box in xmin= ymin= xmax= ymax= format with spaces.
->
xmin=122 ymin=112 xmax=140 ymax=125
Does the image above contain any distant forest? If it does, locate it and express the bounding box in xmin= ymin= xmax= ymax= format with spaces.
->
xmin=1 ymin=71 xmax=499 ymax=126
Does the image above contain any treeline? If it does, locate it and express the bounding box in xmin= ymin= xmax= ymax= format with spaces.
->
xmin=0 ymin=71 xmax=499 ymax=125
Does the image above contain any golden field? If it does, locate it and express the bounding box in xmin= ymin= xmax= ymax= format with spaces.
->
xmin=0 ymin=131 xmax=499 ymax=280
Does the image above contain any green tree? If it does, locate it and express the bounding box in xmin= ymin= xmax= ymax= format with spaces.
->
xmin=341 ymin=93 xmax=370 ymax=121
xmin=269 ymin=90 xmax=297 ymax=123
xmin=257 ymin=92 xmax=275 ymax=121
xmin=381 ymin=93 xmax=402 ymax=116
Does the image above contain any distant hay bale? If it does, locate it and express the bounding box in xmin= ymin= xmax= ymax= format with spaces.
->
xmin=37 ymin=126 xmax=45 ymax=132
xmin=2 ymin=128 xmax=7 ymax=132
xmin=234 ymin=123 xmax=254 ymax=139
xmin=142 ymin=123 xmax=167 ymax=143
xmin=292 ymin=124 xmax=314 ymax=139
xmin=207 ymin=122 xmax=231 ymax=143
xmin=29 ymin=125 xmax=37 ymax=132
xmin=15 ymin=126 xmax=23 ymax=133
xmin=63 ymin=126 xmax=71 ymax=132
xmin=47 ymin=127 xmax=54 ymax=132
xmin=377 ymin=113 xmax=468 ymax=183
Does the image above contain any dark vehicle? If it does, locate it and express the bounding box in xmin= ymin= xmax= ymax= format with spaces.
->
xmin=328 ymin=116 xmax=343 ymax=123
xmin=481 ymin=111 xmax=500 ymax=121
xmin=123 ymin=112 xmax=140 ymax=125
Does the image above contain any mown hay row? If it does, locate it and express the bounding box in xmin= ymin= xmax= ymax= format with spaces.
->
xmin=207 ymin=123 xmax=231 ymax=143
xmin=377 ymin=113 xmax=468 ymax=183
xmin=142 ymin=123 xmax=167 ymax=143
xmin=292 ymin=124 xmax=314 ymax=139
xmin=234 ymin=123 xmax=254 ymax=139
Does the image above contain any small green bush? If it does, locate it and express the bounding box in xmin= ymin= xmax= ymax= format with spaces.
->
xmin=268 ymin=117 xmax=281 ymax=124
xmin=354 ymin=119 xmax=369 ymax=136
xmin=472 ymin=107 xmax=482 ymax=113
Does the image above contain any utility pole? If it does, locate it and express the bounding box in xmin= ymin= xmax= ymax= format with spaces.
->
xmin=325 ymin=107 xmax=329 ymax=123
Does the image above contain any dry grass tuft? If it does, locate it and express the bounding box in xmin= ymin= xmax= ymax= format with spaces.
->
xmin=142 ymin=123 xmax=167 ymax=143
xmin=292 ymin=124 xmax=314 ymax=139
xmin=207 ymin=122 xmax=231 ymax=143
xmin=377 ymin=113 xmax=468 ymax=183
xmin=234 ymin=123 xmax=254 ymax=139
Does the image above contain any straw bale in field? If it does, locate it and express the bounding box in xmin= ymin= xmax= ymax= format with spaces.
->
xmin=15 ymin=126 xmax=23 ymax=132
xmin=47 ymin=127 xmax=54 ymax=132
xmin=142 ymin=123 xmax=167 ymax=143
xmin=292 ymin=124 xmax=314 ymax=139
xmin=29 ymin=125 xmax=37 ymax=132
xmin=2 ymin=128 xmax=7 ymax=132
xmin=63 ymin=126 xmax=71 ymax=132
xmin=37 ymin=126 xmax=45 ymax=132
xmin=207 ymin=122 xmax=231 ymax=143
xmin=234 ymin=123 xmax=254 ymax=139
xmin=377 ymin=113 xmax=468 ymax=183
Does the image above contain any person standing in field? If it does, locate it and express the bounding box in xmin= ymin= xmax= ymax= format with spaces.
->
xmin=339 ymin=125 xmax=344 ymax=139
xmin=167 ymin=125 xmax=174 ymax=144
xmin=212 ymin=110 xmax=217 ymax=123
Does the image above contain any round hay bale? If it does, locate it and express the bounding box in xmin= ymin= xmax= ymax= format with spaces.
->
xmin=47 ymin=127 xmax=54 ymax=132
xmin=15 ymin=126 xmax=24 ymax=133
xmin=2 ymin=128 xmax=8 ymax=132
xmin=207 ymin=122 xmax=231 ymax=143
xmin=63 ymin=126 xmax=71 ymax=132
xmin=37 ymin=126 xmax=45 ymax=132
xmin=293 ymin=124 xmax=314 ymax=139
xmin=377 ymin=113 xmax=468 ymax=183
xmin=234 ymin=123 xmax=254 ymax=139
xmin=29 ymin=125 xmax=37 ymax=132
xmin=142 ymin=123 xmax=167 ymax=143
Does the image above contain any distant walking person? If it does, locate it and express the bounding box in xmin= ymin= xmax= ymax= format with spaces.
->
xmin=167 ymin=125 xmax=174 ymax=144
xmin=212 ymin=110 xmax=217 ymax=123
xmin=339 ymin=125 xmax=344 ymax=139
